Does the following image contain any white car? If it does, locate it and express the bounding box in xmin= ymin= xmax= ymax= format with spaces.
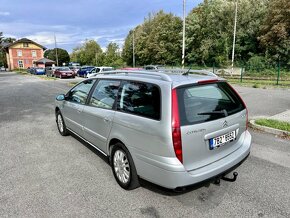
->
xmin=87 ymin=67 xmax=114 ymax=78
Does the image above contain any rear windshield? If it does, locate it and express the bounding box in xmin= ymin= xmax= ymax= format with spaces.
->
xmin=177 ymin=82 xmax=245 ymax=126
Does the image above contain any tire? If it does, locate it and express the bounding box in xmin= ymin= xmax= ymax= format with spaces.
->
xmin=56 ymin=111 xmax=69 ymax=136
xmin=111 ymin=143 xmax=140 ymax=190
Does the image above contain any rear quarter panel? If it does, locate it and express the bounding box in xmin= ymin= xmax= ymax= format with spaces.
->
xmin=107 ymin=81 xmax=177 ymax=171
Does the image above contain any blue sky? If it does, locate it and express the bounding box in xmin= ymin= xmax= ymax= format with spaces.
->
xmin=0 ymin=0 xmax=202 ymax=53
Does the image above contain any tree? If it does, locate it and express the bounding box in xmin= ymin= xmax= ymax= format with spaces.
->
xmin=258 ymin=0 xmax=290 ymax=65
xmin=185 ymin=0 xmax=268 ymax=66
xmin=122 ymin=11 xmax=183 ymax=66
xmin=103 ymin=42 xmax=124 ymax=67
xmin=0 ymin=32 xmax=4 ymax=66
xmin=0 ymin=33 xmax=16 ymax=67
xmin=44 ymin=48 xmax=70 ymax=66
xmin=122 ymin=30 xmax=134 ymax=66
xmin=70 ymin=40 xmax=102 ymax=65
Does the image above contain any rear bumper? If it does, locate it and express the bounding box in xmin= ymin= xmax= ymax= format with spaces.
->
xmin=61 ymin=74 xmax=73 ymax=78
xmin=135 ymin=130 xmax=251 ymax=189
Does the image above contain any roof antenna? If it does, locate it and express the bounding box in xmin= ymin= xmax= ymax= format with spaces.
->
xmin=182 ymin=63 xmax=192 ymax=75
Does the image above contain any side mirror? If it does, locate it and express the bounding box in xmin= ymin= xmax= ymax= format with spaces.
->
xmin=56 ymin=94 xmax=65 ymax=101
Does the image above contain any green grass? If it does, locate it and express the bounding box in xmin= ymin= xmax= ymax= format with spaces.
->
xmin=39 ymin=75 xmax=57 ymax=80
xmin=68 ymin=81 xmax=79 ymax=87
xmin=227 ymin=78 xmax=290 ymax=88
xmin=15 ymin=70 xmax=28 ymax=75
xmin=15 ymin=71 xmax=58 ymax=80
xmin=255 ymin=119 xmax=290 ymax=132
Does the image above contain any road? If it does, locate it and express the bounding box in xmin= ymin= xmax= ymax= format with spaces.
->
xmin=233 ymin=85 xmax=290 ymax=118
xmin=0 ymin=72 xmax=289 ymax=217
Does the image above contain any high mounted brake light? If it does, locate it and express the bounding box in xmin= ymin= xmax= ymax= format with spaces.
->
xmin=171 ymin=89 xmax=183 ymax=163
xmin=197 ymin=79 xmax=219 ymax=84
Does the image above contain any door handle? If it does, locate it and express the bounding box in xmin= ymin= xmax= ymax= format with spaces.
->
xmin=104 ymin=117 xmax=112 ymax=123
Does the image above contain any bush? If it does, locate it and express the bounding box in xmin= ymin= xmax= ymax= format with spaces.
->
xmin=246 ymin=56 xmax=267 ymax=72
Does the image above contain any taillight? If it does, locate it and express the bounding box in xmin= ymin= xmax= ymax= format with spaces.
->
xmin=227 ymin=82 xmax=248 ymax=129
xmin=246 ymin=108 xmax=248 ymax=130
xmin=172 ymin=89 xmax=183 ymax=163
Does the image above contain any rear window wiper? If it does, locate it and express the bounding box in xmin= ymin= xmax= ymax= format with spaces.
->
xmin=198 ymin=109 xmax=228 ymax=117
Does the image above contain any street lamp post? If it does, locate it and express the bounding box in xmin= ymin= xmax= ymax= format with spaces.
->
xmin=182 ymin=0 xmax=186 ymax=69
xmin=54 ymin=34 xmax=59 ymax=66
xmin=132 ymin=30 xmax=135 ymax=68
xmin=231 ymin=0 xmax=238 ymax=74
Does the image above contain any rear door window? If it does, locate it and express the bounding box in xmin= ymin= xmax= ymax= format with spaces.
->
xmin=89 ymin=80 xmax=120 ymax=109
xmin=117 ymin=81 xmax=161 ymax=120
xmin=177 ymin=82 xmax=245 ymax=126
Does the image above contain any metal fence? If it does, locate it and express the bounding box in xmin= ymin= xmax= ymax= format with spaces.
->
xmin=208 ymin=62 xmax=290 ymax=87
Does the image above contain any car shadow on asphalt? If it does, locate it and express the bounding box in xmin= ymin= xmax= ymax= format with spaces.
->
xmin=139 ymin=177 xmax=220 ymax=196
xmin=69 ymin=131 xmax=227 ymax=196
xmin=69 ymin=132 xmax=110 ymax=163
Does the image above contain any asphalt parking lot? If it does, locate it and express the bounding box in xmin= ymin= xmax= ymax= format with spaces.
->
xmin=0 ymin=72 xmax=289 ymax=217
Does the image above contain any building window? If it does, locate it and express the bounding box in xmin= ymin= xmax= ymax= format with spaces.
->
xmin=18 ymin=60 xmax=24 ymax=69
xmin=32 ymin=50 xmax=37 ymax=57
xmin=17 ymin=50 xmax=22 ymax=57
xmin=23 ymin=43 xmax=29 ymax=47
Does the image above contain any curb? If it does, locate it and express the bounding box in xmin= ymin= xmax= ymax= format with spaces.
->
xmin=249 ymin=120 xmax=290 ymax=136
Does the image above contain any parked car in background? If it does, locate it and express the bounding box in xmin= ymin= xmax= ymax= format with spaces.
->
xmin=69 ymin=66 xmax=80 ymax=76
xmin=54 ymin=67 xmax=75 ymax=79
xmin=55 ymin=69 xmax=251 ymax=190
xmin=0 ymin=66 xmax=5 ymax=71
xmin=87 ymin=66 xmax=114 ymax=78
xmin=27 ymin=67 xmax=34 ymax=74
xmin=31 ymin=67 xmax=46 ymax=75
xmin=119 ymin=67 xmax=144 ymax=71
xmin=144 ymin=65 xmax=165 ymax=70
xmin=77 ymin=66 xmax=95 ymax=77
xmin=45 ymin=66 xmax=58 ymax=77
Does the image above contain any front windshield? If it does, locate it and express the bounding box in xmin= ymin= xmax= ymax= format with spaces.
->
xmin=59 ymin=67 xmax=70 ymax=71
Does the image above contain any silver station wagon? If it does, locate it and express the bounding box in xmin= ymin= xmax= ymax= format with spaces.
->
xmin=55 ymin=70 xmax=251 ymax=190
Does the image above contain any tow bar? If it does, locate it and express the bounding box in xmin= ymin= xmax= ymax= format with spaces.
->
xmin=214 ymin=172 xmax=238 ymax=185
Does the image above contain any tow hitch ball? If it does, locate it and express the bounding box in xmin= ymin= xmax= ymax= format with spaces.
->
xmin=214 ymin=172 xmax=238 ymax=185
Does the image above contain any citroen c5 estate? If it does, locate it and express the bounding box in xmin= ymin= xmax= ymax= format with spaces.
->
xmin=55 ymin=70 xmax=251 ymax=190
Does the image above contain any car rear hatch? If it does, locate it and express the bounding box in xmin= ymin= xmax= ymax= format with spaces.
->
xmin=172 ymin=80 xmax=247 ymax=171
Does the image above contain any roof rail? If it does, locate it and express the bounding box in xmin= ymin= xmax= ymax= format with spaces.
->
xmin=98 ymin=70 xmax=173 ymax=82
xmin=154 ymin=69 xmax=218 ymax=77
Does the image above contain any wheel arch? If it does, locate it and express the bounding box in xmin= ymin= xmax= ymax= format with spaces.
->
xmin=55 ymin=106 xmax=60 ymax=114
xmin=108 ymin=138 xmax=125 ymax=156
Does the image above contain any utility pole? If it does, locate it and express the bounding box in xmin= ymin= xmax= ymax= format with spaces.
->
xmin=182 ymin=0 xmax=186 ymax=69
xmin=132 ymin=30 xmax=135 ymax=68
xmin=231 ymin=0 xmax=238 ymax=74
xmin=54 ymin=34 xmax=59 ymax=66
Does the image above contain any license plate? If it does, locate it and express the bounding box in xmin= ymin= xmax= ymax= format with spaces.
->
xmin=209 ymin=130 xmax=237 ymax=150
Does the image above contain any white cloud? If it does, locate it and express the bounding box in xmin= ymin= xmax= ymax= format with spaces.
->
xmin=25 ymin=32 xmax=76 ymax=45
xmin=0 ymin=21 xmax=128 ymax=52
xmin=0 ymin=11 xmax=10 ymax=16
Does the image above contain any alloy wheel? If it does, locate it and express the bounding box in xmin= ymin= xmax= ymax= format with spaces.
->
xmin=113 ymin=150 xmax=130 ymax=184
